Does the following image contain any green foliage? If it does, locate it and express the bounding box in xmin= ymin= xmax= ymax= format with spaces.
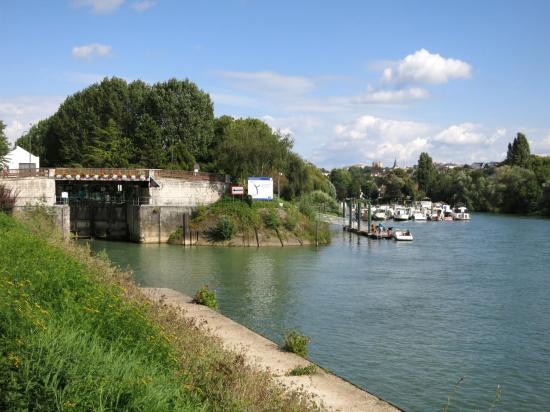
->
xmin=288 ymin=365 xmax=316 ymax=376
xmin=330 ymin=168 xmax=352 ymax=200
xmin=416 ymin=152 xmax=436 ymax=194
xmin=0 ymin=185 xmax=18 ymax=214
xmin=0 ymin=120 xmax=9 ymax=169
xmin=208 ymin=215 xmax=236 ymax=241
xmin=0 ymin=213 xmax=316 ymax=411
xmin=214 ymin=118 xmax=291 ymax=179
xmin=283 ymin=331 xmax=310 ymax=358
xmin=167 ymin=227 xmax=184 ymax=244
xmin=193 ymin=285 xmax=218 ymax=309
xmin=262 ymin=208 xmax=281 ymax=230
xmin=506 ymin=132 xmax=531 ymax=168
xmin=16 ymin=77 xmax=214 ymax=168
xmin=300 ymin=190 xmax=340 ymax=214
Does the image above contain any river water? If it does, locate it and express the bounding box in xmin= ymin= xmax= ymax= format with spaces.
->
xmin=89 ymin=213 xmax=550 ymax=411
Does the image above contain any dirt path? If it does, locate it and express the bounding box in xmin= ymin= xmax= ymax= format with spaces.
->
xmin=141 ymin=287 xmax=402 ymax=412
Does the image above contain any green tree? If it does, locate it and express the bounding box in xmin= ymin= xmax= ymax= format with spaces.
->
xmin=493 ymin=166 xmax=541 ymax=213
xmin=214 ymin=118 xmax=291 ymax=180
xmin=84 ymin=119 xmax=133 ymax=167
xmin=134 ymin=113 xmax=166 ymax=167
xmin=506 ymin=133 xmax=531 ymax=168
xmin=416 ymin=152 xmax=436 ymax=195
xmin=0 ymin=120 xmax=9 ymax=169
xmin=329 ymin=168 xmax=352 ymax=200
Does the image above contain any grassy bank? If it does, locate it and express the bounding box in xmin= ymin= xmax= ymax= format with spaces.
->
xmin=0 ymin=210 xmax=317 ymax=411
xmin=169 ymin=197 xmax=330 ymax=246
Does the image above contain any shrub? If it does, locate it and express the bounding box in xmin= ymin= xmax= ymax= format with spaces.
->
xmin=284 ymin=208 xmax=300 ymax=231
xmin=167 ymin=227 xmax=184 ymax=244
xmin=193 ymin=285 xmax=218 ymax=309
xmin=283 ymin=330 xmax=310 ymax=358
xmin=263 ymin=209 xmax=280 ymax=230
xmin=288 ymin=365 xmax=316 ymax=376
xmin=209 ymin=216 xmax=235 ymax=241
xmin=0 ymin=184 xmax=17 ymax=214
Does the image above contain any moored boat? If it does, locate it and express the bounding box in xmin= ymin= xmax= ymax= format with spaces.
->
xmin=393 ymin=229 xmax=413 ymax=241
xmin=453 ymin=205 xmax=471 ymax=220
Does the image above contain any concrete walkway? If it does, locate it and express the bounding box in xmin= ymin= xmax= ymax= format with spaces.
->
xmin=141 ymin=287 xmax=401 ymax=412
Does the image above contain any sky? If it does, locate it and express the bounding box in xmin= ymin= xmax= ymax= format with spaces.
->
xmin=1 ymin=0 xmax=550 ymax=168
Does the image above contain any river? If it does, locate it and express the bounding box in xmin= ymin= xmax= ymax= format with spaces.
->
xmin=88 ymin=213 xmax=550 ymax=411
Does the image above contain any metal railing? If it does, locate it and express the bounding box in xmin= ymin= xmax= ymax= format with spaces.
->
xmin=0 ymin=168 xmax=50 ymax=178
xmin=54 ymin=168 xmax=150 ymax=179
xmin=154 ymin=169 xmax=226 ymax=182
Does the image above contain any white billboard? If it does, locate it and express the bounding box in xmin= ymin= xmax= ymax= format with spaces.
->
xmin=247 ymin=177 xmax=273 ymax=200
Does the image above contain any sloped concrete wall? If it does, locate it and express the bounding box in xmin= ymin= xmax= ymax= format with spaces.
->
xmin=0 ymin=177 xmax=56 ymax=206
xmin=149 ymin=178 xmax=226 ymax=206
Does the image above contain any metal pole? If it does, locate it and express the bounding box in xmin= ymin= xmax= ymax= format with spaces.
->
xmin=367 ymin=201 xmax=372 ymax=233
xmin=357 ymin=202 xmax=361 ymax=232
xmin=348 ymin=199 xmax=352 ymax=229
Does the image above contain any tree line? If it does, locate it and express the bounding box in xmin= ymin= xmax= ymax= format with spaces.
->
xmin=11 ymin=77 xmax=333 ymax=201
xmin=329 ymin=133 xmax=550 ymax=216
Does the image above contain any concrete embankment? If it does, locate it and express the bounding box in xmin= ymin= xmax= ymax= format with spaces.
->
xmin=141 ymin=288 xmax=402 ymax=412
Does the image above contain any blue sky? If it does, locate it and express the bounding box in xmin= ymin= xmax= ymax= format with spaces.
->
xmin=1 ymin=0 xmax=549 ymax=167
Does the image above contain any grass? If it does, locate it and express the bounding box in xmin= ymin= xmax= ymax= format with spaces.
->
xmin=283 ymin=331 xmax=310 ymax=358
xmin=0 ymin=209 xmax=318 ymax=411
xmin=288 ymin=365 xmax=317 ymax=377
xmin=186 ymin=197 xmax=330 ymax=245
xmin=192 ymin=285 xmax=218 ymax=310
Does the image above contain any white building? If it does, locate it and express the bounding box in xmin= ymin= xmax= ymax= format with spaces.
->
xmin=5 ymin=146 xmax=40 ymax=170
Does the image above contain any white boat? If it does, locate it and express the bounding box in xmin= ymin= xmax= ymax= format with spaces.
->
xmin=393 ymin=229 xmax=413 ymax=241
xmin=442 ymin=204 xmax=454 ymax=221
xmin=373 ymin=210 xmax=387 ymax=220
xmin=453 ymin=205 xmax=471 ymax=220
xmin=393 ymin=208 xmax=410 ymax=221
xmin=412 ymin=209 xmax=427 ymax=220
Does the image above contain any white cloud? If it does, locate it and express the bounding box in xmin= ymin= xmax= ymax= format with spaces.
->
xmin=73 ymin=0 xmax=124 ymax=14
xmin=72 ymin=43 xmax=112 ymax=60
xmin=382 ymin=49 xmax=472 ymax=85
xmin=216 ymin=71 xmax=315 ymax=96
xmin=353 ymin=87 xmax=430 ymax=104
xmin=434 ymin=123 xmax=503 ymax=145
xmin=0 ymin=96 xmax=64 ymax=143
xmin=328 ymin=115 xmax=433 ymax=164
xmin=131 ymin=0 xmax=157 ymax=11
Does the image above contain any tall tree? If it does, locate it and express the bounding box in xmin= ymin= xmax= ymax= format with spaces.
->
xmin=506 ymin=133 xmax=531 ymax=168
xmin=0 ymin=120 xmax=9 ymax=169
xmin=416 ymin=152 xmax=436 ymax=195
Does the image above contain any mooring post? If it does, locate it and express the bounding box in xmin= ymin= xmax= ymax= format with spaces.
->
xmin=367 ymin=201 xmax=372 ymax=234
xmin=183 ymin=213 xmax=190 ymax=247
xmin=357 ymin=201 xmax=362 ymax=232
xmin=348 ymin=199 xmax=353 ymax=229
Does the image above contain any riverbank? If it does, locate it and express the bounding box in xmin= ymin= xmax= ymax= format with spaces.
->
xmin=142 ymin=287 xmax=401 ymax=412
xmin=168 ymin=198 xmax=330 ymax=247
xmin=0 ymin=210 xmax=317 ymax=411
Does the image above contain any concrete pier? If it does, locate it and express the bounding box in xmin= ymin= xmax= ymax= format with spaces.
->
xmin=142 ymin=287 xmax=402 ymax=412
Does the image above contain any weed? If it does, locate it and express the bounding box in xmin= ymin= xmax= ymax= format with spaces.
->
xmin=288 ymin=365 xmax=316 ymax=376
xmin=283 ymin=331 xmax=310 ymax=358
xmin=208 ymin=216 xmax=235 ymax=241
xmin=193 ymin=285 xmax=218 ymax=309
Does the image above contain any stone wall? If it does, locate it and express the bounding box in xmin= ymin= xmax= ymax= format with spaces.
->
xmin=0 ymin=177 xmax=56 ymax=206
xmin=149 ymin=178 xmax=227 ymax=206
xmin=130 ymin=205 xmax=195 ymax=243
xmin=13 ymin=204 xmax=70 ymax=239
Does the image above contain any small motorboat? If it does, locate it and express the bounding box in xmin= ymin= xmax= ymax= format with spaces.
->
xmin=393 ymin=229 xmax=413 ymax=241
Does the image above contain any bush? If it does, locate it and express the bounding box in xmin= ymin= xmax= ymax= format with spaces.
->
xmin=0 ymin=184 xmax=17 ymax=214
xmin=167 ymin=227 xmax=184 ymax=244
xmin=288 ymin=365 xmax=316 ymax=376
xmin=263 ymin=209 xmax=280 ymax=230
xmin=209 ymin=216 xmax=235 ymax=241
xmin=193 ymin=285 xmax=218 ymax=309
xmin=284 ymin=208 xmax=300 ymax=231
xmin=283 ymin=330 xmax=310 ymax=358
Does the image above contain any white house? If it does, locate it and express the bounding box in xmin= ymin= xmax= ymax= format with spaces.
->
xmin=5 ymin=146 xmax=40 ymax=170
